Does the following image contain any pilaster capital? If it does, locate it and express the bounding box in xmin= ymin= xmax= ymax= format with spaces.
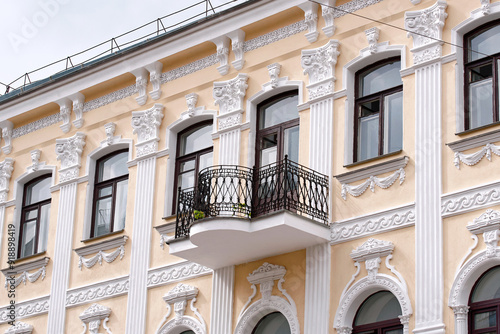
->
xmin=301 ymin=40 xmax=339 ymax=100
xmin=213 ymin=73 xmax=248 ymax=115
xmin=0 ymin=158 xmax=14 ymax=203
xmin=55 ymin=132 xmax=86 ymax=183
xmin=131 ymin=103 xmax=164 ymax=158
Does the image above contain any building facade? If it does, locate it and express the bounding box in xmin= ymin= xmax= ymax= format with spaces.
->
xmin=0 ymin=0 xmax=500 ymax=333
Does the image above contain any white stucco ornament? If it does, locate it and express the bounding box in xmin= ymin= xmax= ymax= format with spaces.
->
xmin=131 ymin=103 xmax=164 ymax=157
xmin=79 ymin=303 xmax=112 ymax=334
xmin=213 ymin=73 xmax=248 ymax=115
xmin=0 ymin=158 xmax=14 ymax=202
xmin=55 ymin=132 xmax=86 ymax=182
xmin=4 ymin=321 xmax=33 ymax=334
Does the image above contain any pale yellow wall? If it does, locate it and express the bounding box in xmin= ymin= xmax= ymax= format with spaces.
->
xmin=0 ymin=312 xmax=47 ymax=334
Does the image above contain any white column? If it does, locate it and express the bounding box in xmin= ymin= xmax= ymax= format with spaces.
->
xmin=305 ymin=243 xmax=331 ymax=334
xmin=0 ymin=158 xmax=14 ymax=262
xmin=210 ymin=266 xmax=235 ymax=334
xmin=47 ymin=132 xmax=86 ymax=333
xmin=405 ymin=2 xmax=447 ymax=334
xmin=125 ymin=104 xmax=163 ymax=334
xmin=302 ymin=40 xmax=338 ymax=334
xmin=452 ymin=306 xmax=469 ymax=334
xmin=219 ymin=129 xmax=241 ymax=165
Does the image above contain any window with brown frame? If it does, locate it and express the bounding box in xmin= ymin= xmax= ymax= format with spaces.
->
xmin=464 ymin=20 xmax=500 ymax=131
xmin=252 ymin=312 xmax=291 ymax=334
xmin=91 ymin=150 xmax=129 ymax=238
xmin=18 ymin=175 xmax=52 ymax=258
xmin=255 ymin=90 xmax=299 ymax=168
xmin=354 ymin=58 xmax=403 ymax=162
xmin=352 ymin=291 xmax=404 ymax=334
xmin=172 ymin=121 xmax=213 ymax=213
xmin=468 ymin=266 xmax=500 ymax=334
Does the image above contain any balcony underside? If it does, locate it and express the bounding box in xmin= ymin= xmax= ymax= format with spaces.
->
xmin=168 ymin=210 xmax=330 ymax=269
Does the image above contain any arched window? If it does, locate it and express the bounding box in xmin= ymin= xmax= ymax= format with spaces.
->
xmin=353 ymin=291 xmax=403 ymax=334
xmin=255 ymin=91 xmax=299 ymax=167
xmin=173 ymin=121 xmax=213 ymax=211
xmin=252 ymin=312 xmax=291 ymax=334
xmin=469 ymin=266 xmax=500 ymax=333
xmin=91 ymin=150 xmax=129 ymax=238
xmin=19 ymin=175 xmax=52 ymax=258
xmin=464 ymin=20 xmax=500 ymax=130
xmin=354 ymin=58 xmax=403 ymax=162
xmin=180 ymin=331 xmax=195 ymax=334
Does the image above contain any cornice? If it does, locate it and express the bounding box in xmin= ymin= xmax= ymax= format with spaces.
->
xmin=1 ymin=257 xmax=49 ymax=277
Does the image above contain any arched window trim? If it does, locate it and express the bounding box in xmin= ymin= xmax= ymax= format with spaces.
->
xmin=334 ymin=274 xmax=412 ymax=334
xmin=12 ymin=165 xmax=56 ymax=259
xmin=156 ymin=316 xmax=206 ymax=334
xmin=245 ymin=77 xmax=303 ymax=169
xmin=82 ymin=138 xmax=133 ymax=240
xmin=163 ymin=108 xmax=216 ymax=217
xmin=451 ymin=2 xmax=500 ymax=133
xmin=342 ymin=43 xmax=406 ymax=165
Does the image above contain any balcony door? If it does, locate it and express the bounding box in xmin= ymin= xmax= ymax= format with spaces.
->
xmin=256 ymin=91 xmax=299 ymax=167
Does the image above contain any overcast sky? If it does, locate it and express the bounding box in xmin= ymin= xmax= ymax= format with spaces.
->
xmin=0 ymin=0 xmax=244 ymax=91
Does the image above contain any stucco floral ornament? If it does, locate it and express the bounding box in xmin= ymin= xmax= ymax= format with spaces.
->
xmin=55 ymin=132 xmax=86 ymax=182
xmin=79 ymin=303 xmax=112 ymax=334
xmin=213 ymin=73 xmax=248 ymax=115
xmin=4 ymin=321 xmax=33 ymax=334
xmin=131 ymin=103 xmax=164 ymax=157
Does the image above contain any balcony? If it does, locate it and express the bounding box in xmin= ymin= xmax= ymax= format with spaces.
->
xmin=167 ymin=157 xmax=330 ymax=269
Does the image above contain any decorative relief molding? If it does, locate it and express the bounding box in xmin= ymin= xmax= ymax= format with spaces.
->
xmin=2 ymin=257 xmax=49 ymax=289
xmin=213 ymin=73 xmax=248 ymax=115
xmin=451 ymin=139 xmax=500 ymax=169
xmin=441 ymin=181 xmax=500 ymax=217
xmin=0 ymin=296 xmax=49 ymax=323
xmin=79 ymin=303 xmax=112 ymax=334
xmin=4 ymin=321 xmax=33 ymax=334
xmin=56 ymin=98 xmax=72 ymax=133
xmin=156 ymin=283 xmax=206 ymax=334
xmin=337 ymin=157 xmax=409 ymax=200
xmin=0 ymin=121 xmax=13 ymax=155
xmin=131 ymin=103 xmax=164 ymax=158
xmin=218 ymin=113 xmax=241 ymax=131
xmin=350 ymin=238 xmax=394 ymax=262
xmin=154 ymin=223 xmax=175 ymax=250
xmin=0 ymin=158 xmax=14 ymax=203
xmin=243 ymin=21 xmax=307 ymax=53
xmin=147 ymin=262 xmax=212 ymax=288
xmin=228 ymin=29 xmax=245 ymax=70
xmin=299 ymin=2 xmax=319 ymax=43
xmin=267 ymin=63 xmax=281 ymax=88
xmin=481 ymin=0 xmax=491 ymax=15
xmin=27 ymin=149 xmax=43 ymax=173
xmin=161 ymin=54 xmax=218 ymax=83
xmin=321 ymin=0 xmax=336 ymax=37
xmin=466 ymin=210 xmax=500 ymax=258
xmin=55 ymin=132 xmax=86 ymax=183
xmin=365 ymin=27 xmax=380 ymax=54
xmin=146 ymin=61 xmax=163 ymax=100
xmin=301 ymin=40 xmax=340 ymax=100
xmin=405 ymin=0 xmax=447 ymax=65
xmin=332 ymin=204 xmax=415 ymax=244
xmin=185 ymin=93 xmax=198 ymax=117
xmin=104 ymin=123 xmax=117 ymax=146
xmin=12 ymin=113 xmax=62 ymax=139
xmin=74 ymin=236 xmax=128 ymax=270
xmin=212 ymin=35 xmax=230 ymax=75
xmin=131 ymin=67 xmax=148 ymax=106
xmin=66 ymin=276 xmax=129 ymax=307
xmin=410 ymin=0 xmax=421 ymax=4
xmin=70 ymin=92 xmax=85 ymax=129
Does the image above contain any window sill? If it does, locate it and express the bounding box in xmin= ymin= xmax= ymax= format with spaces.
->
xmin=337 ymin=155 xmax=409 ymax=184
xmin=448 ymin=128 xmax=500 ymax=152
xmin=155 ymin=222 xmax=176 ymax=249
xmin=344 ymin=150 xmax=403 ymax=169
xmin=75 ymin=235 xmax=128 ymax=257
xmin=455 ymin=121 xmax=500 ymax=137
xmin=81 ymin=229 xmax=125 ymax=244
xmin=14 ymin=251 xmax=47 ymax=264
xmin=1 ymin=256 xmax=49 ymax=277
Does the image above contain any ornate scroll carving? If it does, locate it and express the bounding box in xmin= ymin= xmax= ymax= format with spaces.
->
xmin=321 ymin=0 xmax=337 ymax=37
xmin=405 ymin=0 xmax=447 ymax=64
xmin=467 ymin=209 xmax=500 ymax=258
xmin=56 ymin=99 xmax=72 ymax=133
xmin=146 ymin=62 xmax=163 ymax=100
xmin=365 ymin=27 xmax=380 ymax=54
xmin=131 ymin=104 xmax=164 ymax=157
xmin=55 ymin=132 xmax=86 ymax=183
xmin=212 ymin=36 xmax=230 ymax=75
xmin=185 ymin=93 xmax=198 ymax=116
xmin=70 ymin=93 xmax=85 ymax=129
xmin=104 ymin=123 xmax=116 ymax=146
xmin=79 ymin=303 xmax=112 ymax=334
xmin=267 ymin=63 xmax=282 ymax=88
xmin=131 ymin=68 xmax=148 ymax=106
xmin=228 ymin=29 xmax=245 ymax=70
xmin=299 ymin=2 xmax=319 ymax=43
xmin=341 ymin=168 xmax=406 ymax=200
xmin=5 ymin=321 xmax=33 ymax=334
xmin=213 ymin=73 xmax=248 ymax=115
xmin=301 ymin=40 xmax=340 ymax=100
xmin=0 ymin=158 xmax=14 ymax=202
xmin=481 ymin=0 xmax=491 ymax=15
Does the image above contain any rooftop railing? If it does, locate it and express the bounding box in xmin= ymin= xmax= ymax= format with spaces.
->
xmin=175 ymin=156 xmax=329 ymax=239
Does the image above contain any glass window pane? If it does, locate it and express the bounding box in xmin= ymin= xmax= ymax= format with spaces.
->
xmin=98 ymin=186 xmax=113 ymax=198
xmin=474 ymin=311 xmax=497 ymax=329
xmin=471 ymin=266 xmax=500 ymax=302
xmin=180 ymin=160 xmax=195 ymax=172
xmin=199 ymin=152 xmax=213 ymax=171
xmin=24 ymin=209 xmax=37 ymax=221
xmin=179 ymin=170 xmax=195 ymax=190
xmin=94 ymin=197 xmax=112 ymax=237
xmin=253 ymin=312 xmax=291 ymax=334
xmin=354 ymin=291 xmax=402 ymax=326
xmin=37 ymin=203 xmax=51 ymax=253
xmin=180 ymin=331 xmax=195 ymax=334
xmin=25 ymin=176 xmax=51 ymax=205
xmin=98 ymin=151 xmax=128 ymax=182
xmin=180 ymin=124 xmax=213 ymax=156
xmin=259 ymin=94 xmax=299 ymax=129
xmin=470 ymin=63 xmax=493 ymax=83
xmin=385 ymin=329 xmax=404 ymax=334
xmin=260 ymin=133 xmax=278 ymax=166
xmin=284 ymin=126 xmax=299 ymax=163
xmin=20 ymin=220 xmax=37 ymax=258
xmin=469 ymin=78 xmax=493 ymax=129
xmin=358 ymin=113 xmax=379 ymax=161
xmin=468 ymin=24 xmax=500 ymax=61
xmin=359 ymin=61 xmax=402 ymax=97
xmin=384 ymin=91 xmax=403 ymax=154
xmin=113 ymin=180 xmax=128 ymax=232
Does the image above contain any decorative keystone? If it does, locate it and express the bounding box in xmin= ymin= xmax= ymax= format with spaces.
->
xmin=365 ymin=27 xmax=380 ymax=54
xmin=28 ymin=149 xmax=43 ymax=172
xmin=55 ymin=132 xmax=86 ymax=183
xmin=104 ymin=123 xmax=116 ymax=146
xmin=247 ymin=262 xmax=286 ymax=299
xmin=267 ymin=63 xmax=282 ymax=88
xmin=131 ymin=103 xmax=164 ymax=158
xmin=79 ymin=303 xmax=113 ymax=334
xmin=350 ymin=238 xmax=395 ymax=262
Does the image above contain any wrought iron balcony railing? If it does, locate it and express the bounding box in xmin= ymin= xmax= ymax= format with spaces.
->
xmin=175 ymin=156 xmax=329 ymax=239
